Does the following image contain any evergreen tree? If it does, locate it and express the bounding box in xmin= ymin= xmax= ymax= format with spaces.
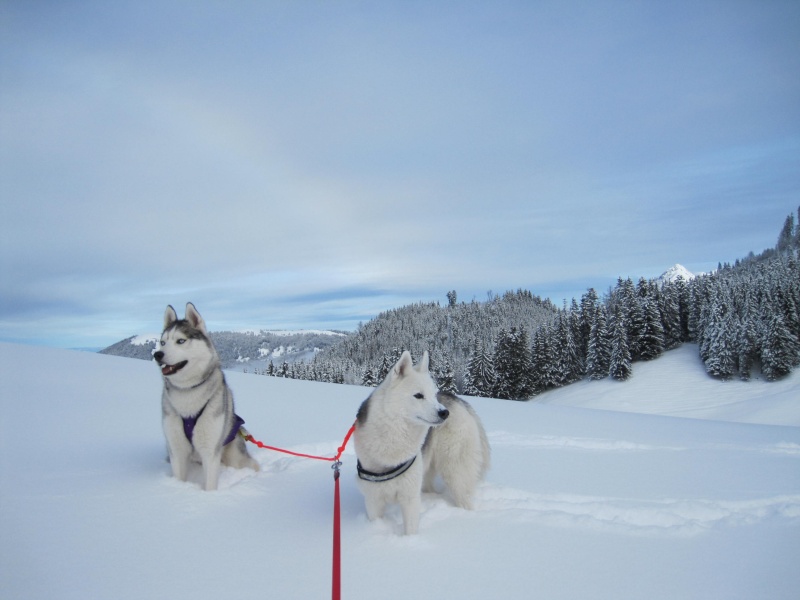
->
xmin=557 ymin=312 xmax=582 ymax=384
xmin=530 ymin=327 xmax=555 ymax=393
xmin=464 ymin=340 xmax=496 ymax=397
xmin=446 ymin=290 xmax=458 ymax=307
xmin=361 ymin=367 xmax=376 ymax=387
xmin=777 ymin=213 xmax=795 ymax=252
xmin=673 ymin=275 xmax=692 ymax=342
xmin=736 ymin=316 xmax=758 ymax=382
xmin=659 ymin=283 xmax=683 ymax=350
xmin=579 ymin=288 xmax=600 ymax=358
xmin=376 ymin=347 xmax=404 ymax=381
xmin=586 ymin=306 xmax=611 ymax=380
xmin=277 ymin=361 xmax=289 ymax=378
xmin=704 ymin=312 xmax=736 ymax=380
xmin=492 ymin=327 xmax=533 ymax=400
xmin=638 ymin=296 xmax=666 ymax=360
xmin=762 ymin=312 xmax=799 ymax=381
xmin=609 ymin=310 xmax=632 ymax=381
xmin=795 ymin=205 xmax=800 ymax=248
xmin=431 ymin=349 xmax=458 ymax=394
xmin=620 ymin=278 xmax=646 ymax=360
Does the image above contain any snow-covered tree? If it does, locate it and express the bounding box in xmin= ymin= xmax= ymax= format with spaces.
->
xmin=361 ymin=367 xmax=377 ymax=387
xmin=493 ymin=327 xmax=533 ymax=400
xmin=659 ymin=282 xmax=683 ymax=350
xmin=464 ymin=340 xmax=496 ymax=397
xmin=431 ymin=349 xmax=458 ymax=394
xmin=777 ymin=213 xmax=795 ymax=252
xmin=762 ymin=312 xmax=798 ymax=381
xmin=638 ymin=296 xmax=665 ymax=361
xmin=586 ymin=306 xmax=611 ymax=380
xmin=609 ymin=310 xmax=632 ymax=381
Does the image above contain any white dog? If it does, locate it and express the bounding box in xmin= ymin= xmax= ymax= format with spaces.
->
xmin=154 ymin=303 xmax=259 ymax=490
xmin=353 ymin=351 xmax=490 ymax=534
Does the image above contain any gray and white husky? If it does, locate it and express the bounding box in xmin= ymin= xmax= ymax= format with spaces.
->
xmin=154 ymin=302 xmax=259 ymax=490
xmin=354 ymin=351 xmax=490 ymax=534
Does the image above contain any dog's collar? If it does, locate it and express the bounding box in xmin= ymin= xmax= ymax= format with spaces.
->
xmin=357 ymin=455 xmax=416 ymax=483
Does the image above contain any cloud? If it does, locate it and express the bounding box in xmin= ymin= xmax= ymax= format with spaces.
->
xmin=1 ymin=1 xmax=798 ymax=347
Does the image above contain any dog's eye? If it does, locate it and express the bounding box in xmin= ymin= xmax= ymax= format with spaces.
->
xmin=414 ymin=393 xmax=424 ymax=399
xmin=160 ymin=340 xmax=165 ymax=347
xmin=177 ymin=339 xmax=186 ymax=345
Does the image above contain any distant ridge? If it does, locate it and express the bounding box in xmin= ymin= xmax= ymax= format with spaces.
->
xmin=99 ymin=329 xmax=349 ymax=367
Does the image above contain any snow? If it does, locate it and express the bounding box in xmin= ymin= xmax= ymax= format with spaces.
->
xmin=538 ymin=344 xmax=800 ymax=426
xmin=238 ymin=329 xmax=348 ymax=337
xmin=130 ymin=333 xmax=159 ymax=346
xmin=657 ymin=263 xmax=696 ymax=284
xmin=1 ymin=341 xmax=799 ymax=600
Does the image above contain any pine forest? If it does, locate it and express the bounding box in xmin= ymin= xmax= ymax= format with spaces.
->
xmin=295 ymin=208 xmax=800 ymax=398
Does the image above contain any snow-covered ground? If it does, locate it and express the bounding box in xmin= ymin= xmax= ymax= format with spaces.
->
xmin=538 ymin=344 xmax=800 ymax=426
xmin=1 ymin=342 xmax=798 ymax=600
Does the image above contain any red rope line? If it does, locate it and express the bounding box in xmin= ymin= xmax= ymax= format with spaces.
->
xmin=244 ymin=421 xmax=356 ymax=463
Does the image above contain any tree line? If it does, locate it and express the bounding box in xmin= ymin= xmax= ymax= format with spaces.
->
xmin=244 ymin=208 xmax=800 ymax=399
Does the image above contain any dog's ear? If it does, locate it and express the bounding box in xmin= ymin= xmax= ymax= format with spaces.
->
xmin=417 ymin=351 xmax=430 ymax=373
xmin=393 ymin=350 xmax=414 ymax=378
xmin=184 ymin=302 xmax=208 ymax=334
xmin=163 ymin=305 xmax=178 ymax=330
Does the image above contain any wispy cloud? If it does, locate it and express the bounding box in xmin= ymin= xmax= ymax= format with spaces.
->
xmin=1 ymin=1 xmax=798 ymax=347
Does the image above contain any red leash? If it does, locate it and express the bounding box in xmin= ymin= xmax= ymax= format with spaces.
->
xmin=243 ymin=423 xmax=355 ymax=463
xmin=244 ymin=422 xmax=356 ymax=600
xmin=332 ymin=460 xmax=343 ymax=600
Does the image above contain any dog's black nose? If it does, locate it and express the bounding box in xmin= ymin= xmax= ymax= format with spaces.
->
xmin=153 ymin=351 xmax=164 ymax=362
xmin=438 ymin=408 xmax=450 ymax=421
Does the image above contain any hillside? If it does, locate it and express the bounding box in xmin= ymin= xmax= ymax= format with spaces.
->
xmin=1 ymin=342 xmax=798 ymax=600
xmin=314 ymin=211 xmax=800 ymax=393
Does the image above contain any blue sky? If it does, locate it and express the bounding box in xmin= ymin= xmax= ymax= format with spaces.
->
xmin=1 ymin=1 xmax=798 ymax=349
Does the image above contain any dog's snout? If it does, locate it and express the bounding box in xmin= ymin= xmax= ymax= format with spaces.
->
xmin=438 ymin=408 xmax=450 ymax=421
xmin=153 ymin=351 xmax=164 ymax=362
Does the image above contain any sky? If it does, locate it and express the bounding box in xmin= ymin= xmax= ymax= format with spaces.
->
xmin=1 ymin=0 xmax=799 ymax=349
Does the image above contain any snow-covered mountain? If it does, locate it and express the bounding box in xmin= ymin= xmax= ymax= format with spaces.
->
xmin=656 ymin=263 xmax=695 ymax=285
xmin=100 ymin=328 xmax=349 ymax=368
xmin=2 ymin=341 xmax=798 ymax=600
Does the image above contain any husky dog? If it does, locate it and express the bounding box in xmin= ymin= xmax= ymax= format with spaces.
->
xmin=354 ymin=351 xmax=490 ymax=534
xmin=154 ymin=303 xmax=258 ymax=490
xmin=354 ymin=351 xmax=446 ymax=534
xmin=422 ymin=390 xmax=491 ymax=510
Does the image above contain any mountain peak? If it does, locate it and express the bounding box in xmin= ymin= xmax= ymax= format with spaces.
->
xmin=658 ymin=264 xmax=695 ymax=284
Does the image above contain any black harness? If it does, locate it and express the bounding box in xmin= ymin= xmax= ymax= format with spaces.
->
xmin=356 ymin=455 xmax=417 ymax=483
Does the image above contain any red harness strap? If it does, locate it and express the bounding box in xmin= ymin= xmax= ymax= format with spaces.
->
xmin=243 ymin=422 xmax=355 ymax=463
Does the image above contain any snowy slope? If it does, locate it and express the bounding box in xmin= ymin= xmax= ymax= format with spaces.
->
xmin=1 ymin=342 xmax=799 ymax=600
xmin=538 ymin=344 xmax=800 ymax=426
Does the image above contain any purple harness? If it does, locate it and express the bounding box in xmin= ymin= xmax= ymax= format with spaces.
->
xmin=182 ymin=405 xmax=245 ymax=447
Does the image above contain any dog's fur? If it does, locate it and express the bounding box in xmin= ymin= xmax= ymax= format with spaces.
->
xmin=354 ymin=351 xmax=490 ymax=534
xmin=154 ymin=303 xmax=258 ymax=490
xmin=423 ymin=390 xmax=491 ymax=510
